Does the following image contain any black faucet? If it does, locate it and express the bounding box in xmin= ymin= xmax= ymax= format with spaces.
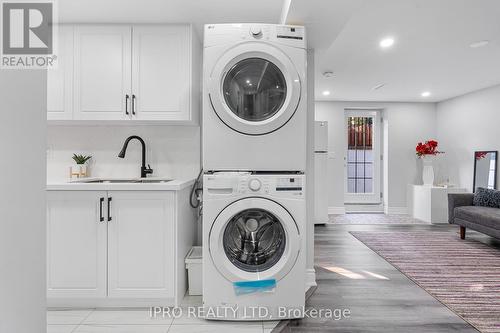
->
xmin=118 ymin=135 xmax=153 ymax=178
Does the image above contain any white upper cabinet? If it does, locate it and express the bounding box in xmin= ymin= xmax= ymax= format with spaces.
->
xmin=47 ymin=24 xmax=199 ymax=124
xmin=132 ymin=25 xmax=191 ymax=121
xmin=73 ymin=25 xmax=132 ymax=120
xmin=47 ymin=25 xmax=73 ymax=120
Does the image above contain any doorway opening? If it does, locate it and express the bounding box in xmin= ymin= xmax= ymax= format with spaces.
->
xmin=344 ymin=109 xmax=382 ymax=211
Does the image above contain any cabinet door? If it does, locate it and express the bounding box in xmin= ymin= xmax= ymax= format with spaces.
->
xmin=107 ymin=191 xmax=175 ymax=298
xmin=131 ymin=25 xmax=190 ymax=121
xmin=47 ymin=191 xmax=107 ymax=298
xmin=74 ymin=25 xmax=131 ymax=120
xmin=47 ymin=25 xmax=73 ymax=120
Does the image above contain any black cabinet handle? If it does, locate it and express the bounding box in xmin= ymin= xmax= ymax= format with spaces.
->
xmin=99 ymin=197 xmax=104 ymax=222
xmin=131 ymin=94 xmax=136 ymax=115
xmin=125 ymin=94 xmax=130 ymax=115
xmin=107 ymin=197 xmax=112 ymax=222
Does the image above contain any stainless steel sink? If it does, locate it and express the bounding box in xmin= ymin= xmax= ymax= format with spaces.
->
xmin=137 ymin=179 xmax=172 ymax=183
xmin=71 ymin=178 xmax=172 ymax=184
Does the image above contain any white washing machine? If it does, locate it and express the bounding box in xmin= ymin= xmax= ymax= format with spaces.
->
xmin=203 ymin=172 xmax=306 ymax=320
xmin=203 ymin=24 xmax=307 ymax=172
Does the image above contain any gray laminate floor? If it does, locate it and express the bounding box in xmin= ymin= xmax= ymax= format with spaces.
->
xmin=328 ymin=213 xmax=428 ymax=225
xmin=286 ymin=222 xmax=500 ymax=332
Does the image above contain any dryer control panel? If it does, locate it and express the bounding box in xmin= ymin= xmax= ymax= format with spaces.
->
xmin=204 ymin=23 xmax=306 ymax=49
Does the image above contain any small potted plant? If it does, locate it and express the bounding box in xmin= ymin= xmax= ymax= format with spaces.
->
xmin=70 ymin=154 xmax=92 ymax=179
xmin=415 ymin=140 xmax=444 ymax=186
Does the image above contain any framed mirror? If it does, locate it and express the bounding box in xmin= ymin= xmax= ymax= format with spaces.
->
xmin=473 ymin=151 xmax=498 ymax=192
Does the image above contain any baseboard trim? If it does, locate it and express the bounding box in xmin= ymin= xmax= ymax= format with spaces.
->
xmin=386 ymin=206 xmax=408 ymax=215
xmin=305 ymin=268 xmax=317 ymax=288
xmin=328 ymin=206 xmax=346 ymax=215
xmin=344 ymin=204 xmax=384 ymax=213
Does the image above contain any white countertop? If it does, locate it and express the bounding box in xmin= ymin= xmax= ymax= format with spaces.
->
xmin=47 ymin=178 xmax=195 ymax=191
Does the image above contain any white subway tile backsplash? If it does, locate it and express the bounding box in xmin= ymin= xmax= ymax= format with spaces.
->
xmin=47 ymin=125 xmax=200 ymax=182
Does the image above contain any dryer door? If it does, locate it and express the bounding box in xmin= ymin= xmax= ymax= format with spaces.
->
xmin=209 ymin=197 xmax=300 ymax=282
xmin=208 ymin=42 xmax=302 ymax=135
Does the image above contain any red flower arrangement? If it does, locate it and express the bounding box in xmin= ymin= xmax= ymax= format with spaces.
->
xmin=416 ymin=140 xmax=443 ymax=157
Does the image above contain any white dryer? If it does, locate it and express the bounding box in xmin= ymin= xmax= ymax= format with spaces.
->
xmin=203 ymin=172 xmax=306 ymax=320
xmin=203 ymin=24 xmax=307 ymax=172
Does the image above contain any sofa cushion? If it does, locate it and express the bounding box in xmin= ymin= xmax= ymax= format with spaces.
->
xmin=455 ymin=206 xmax=500 ymax=230
xmin=473 ymin=187 xmax=500 ymax=208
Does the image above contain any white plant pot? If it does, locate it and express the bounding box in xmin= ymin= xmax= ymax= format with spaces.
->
xmin=69 ymin=164 xmax=89 ymax=179
xmin=422 ymin=155 xmax=434 ymax=186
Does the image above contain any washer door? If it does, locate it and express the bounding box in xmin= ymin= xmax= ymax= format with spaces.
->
xmin=209 ymin=197 xmax=300 ymax=282
xmin=208 ymin=42 xmax=301 ymax=135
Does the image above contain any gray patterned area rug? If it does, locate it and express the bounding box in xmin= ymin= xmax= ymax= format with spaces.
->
xmin=329 ymin=214 xmax=429 ymax=224
xmin=350 ymin=231 xmax=500 ymax=333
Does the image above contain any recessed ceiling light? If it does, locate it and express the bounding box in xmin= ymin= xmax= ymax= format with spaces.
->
xmin=372 ymin=83 xmax=386 ymax=90
xmin=322 ymin=91 xmax=331 ymax=96
xmin=323 ymin=71 xmax=334 ymax=78
xmin=421 ymin=91 xmax=431 ymax=97
xmin=379 ymin=37 xmax=395 ymax=48
xmin=469 ymin=40 xmax=489 ymax=48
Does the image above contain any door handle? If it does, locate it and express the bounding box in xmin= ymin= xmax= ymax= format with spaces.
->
xmin=125 ymin=94 xmax=130 ymax=115
xmin=99 ymin=197 xmax=104 ymax=222
xmin=107 ymin=197 xmax=112 ymax=222
xmin=131 ymin=94 xmax=136 ymax=115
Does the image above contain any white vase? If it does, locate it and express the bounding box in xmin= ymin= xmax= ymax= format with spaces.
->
xmin=422 ymin=155 xmax=434 ymax=186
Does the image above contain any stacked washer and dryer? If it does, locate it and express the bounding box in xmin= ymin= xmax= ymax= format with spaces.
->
xmin=202 ymin=24 xmax=307 ymax=321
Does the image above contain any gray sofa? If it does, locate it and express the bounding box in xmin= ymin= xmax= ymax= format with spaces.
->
xmin=448 ymin=193 xmax=500 ymax=239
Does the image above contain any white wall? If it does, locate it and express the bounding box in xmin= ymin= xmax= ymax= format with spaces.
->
xmin=0 ymin=71 xmax=46 ymax=332
xmin=436 ymin=84 xmax=500 ymax=191
xmin=47 ymin=125 xmax=200 ymax=182
xmin=315 ymin=101 xmax=436 ymax=212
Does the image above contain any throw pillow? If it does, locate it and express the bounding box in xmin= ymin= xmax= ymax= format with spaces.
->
xmin=473 ymin=187 xmax=500 ymax=208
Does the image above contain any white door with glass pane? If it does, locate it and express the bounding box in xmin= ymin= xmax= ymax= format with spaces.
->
xmin=344 ymin=110 xmax=381 ymax=204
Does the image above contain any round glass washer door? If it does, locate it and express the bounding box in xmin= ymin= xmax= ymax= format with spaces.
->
xmin=208 ymin=42 xmax=301 ymax=136
xmin=209 ymin=197 xmax=301 ymax=282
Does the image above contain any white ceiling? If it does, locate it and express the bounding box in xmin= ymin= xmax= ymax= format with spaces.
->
xmin=59 ymin=0 xmax=500 ymax=103
xmin=58 ymin=0 xmax=284 ymax=36
xmin=286 ymin=0 xmax=500 ymax=102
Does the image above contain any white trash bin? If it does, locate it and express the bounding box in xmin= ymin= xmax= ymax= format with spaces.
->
xmin=185 ymin=246 xmax=202 ymax=296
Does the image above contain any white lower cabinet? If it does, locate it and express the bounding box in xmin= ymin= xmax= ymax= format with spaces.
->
xmin=46 ymin=191 xmax=107 ymax=299
xmin=47 ymin=189 xmax=193 ymax=306
xmin=107 ymin=191 xmax=174 ymax=298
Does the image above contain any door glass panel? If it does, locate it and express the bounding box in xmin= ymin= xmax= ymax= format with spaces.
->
xmin=347 ymin=116 xmax=374 ymax=194
xmin=222 ymin=58 xmax=286 ymax=122
xmin=223 ymin=208 xmax=286 ymax=272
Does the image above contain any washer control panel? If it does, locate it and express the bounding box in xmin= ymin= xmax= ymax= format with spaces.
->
xmin=275 ymin=177 xmax=303 ymax=192
xmin=248 ymin=178 xmax=262 ymax=191
xmin=205 ymin=173 xmax=304 ymax=198
xmin=238 ymin=175 xmax=304 ymax=197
